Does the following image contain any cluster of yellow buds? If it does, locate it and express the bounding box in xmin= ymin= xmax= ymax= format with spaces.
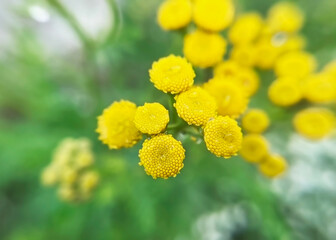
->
xmin=41 ymin=138 xmax=99 ymax=202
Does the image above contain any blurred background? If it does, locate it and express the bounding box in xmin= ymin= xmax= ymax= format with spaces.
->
xmin=1 ymin=0 xmax=336 ymax=239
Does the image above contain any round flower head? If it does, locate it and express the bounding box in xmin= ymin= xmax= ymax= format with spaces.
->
xmin=183 ymin=30 xmax=227 ymax=68
xmin=204 ymin=116 xmax=242 ymax=158
xmin=254 ymin=38 xmax=281 ymax=69
xmin=275 ymin=51 xmax=316 ymax=79
xmin=41 ymin=166 xmax=59 ymax=186
xmin=134 ymin=103 xmax=169 ymax=134
xmin=268 ymin=78 xmax=302 ymax=107
xmin=157 ymin=0 xmax=192 ymax=30
xmin=280 ymin=34 xmax=306 ymax=53
xmin=80 ymin=171 xmax=100 ymax=193
xmin=58 ymin=184 xmax=75 ymax=202
xmin=229 ymin=13 xmax=263 ymax=45
xmin=293 ymin=108 xmax=335 ymax=140
xmin=193 ymin=0 xmax=234 ymax=32
xmin=214 ymin=60 xmax=241 ymax=78
xmin=259 ymin=154 xmax=287 ymax=178
xmin=139 ymin=134 xmax=185 ymax=179
xmin=303 ymin=74 xmax=336 ymax=104
xmin=267 ymin=2 xmax=304 ymax=33
xmin=97 ymin=100 xmax=142 ymax=149
xmin=323 ymin=60 xmax=336 ymax=78
xmin=174 ymin=87 xmax=217 ymax=126
xmin=203 ymin=77 xmax=249 ymax=118
xmin=149 ymin=55 xmax=195 ymax=94
xmin=240 ymin=134 xmax=269 ymax=163
xmin=230 ymin=44 xmax=257 ymax=67
xmin=242 ymin=109 xmax=270 ymax=134
xmin=235 ymin=68 xmax=260 ymax=97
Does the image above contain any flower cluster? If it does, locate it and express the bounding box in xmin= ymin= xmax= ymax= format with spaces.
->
xmin=41 ymin=138 xmax=99 ymax=202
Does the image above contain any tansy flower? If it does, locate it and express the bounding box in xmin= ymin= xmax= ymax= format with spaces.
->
xmin=229 ymin=12 xmax=263 ymax=45
xmin=242 ymin=109 xmax=270 ymax=134
xmin=61 ymin=167 xmax=78 ymax=185
xmin=259 ymin=154 xmax=287 ymax=178
xmin=203 ymin=77 xmax=249 ymax=118
xmin=80 ymin=171 xmax=100 ymax=193
xmin=139 ymin=134 xmax=185 ymax=179
xmin=41 ymin=166 xmax=59 ymax=186
xmin=279 ymin=34 xmax=306 ymax=53
xmin=157 ymin=0 xmax=192 ymax=30
xmin=267 ymin=2 xmax=304 ymax=33
xmin=213 ymin=60 xmax=241 ymax=78
xmin=58 ymin=184 xmax=75 ymax=202
xmin=293 ymin=108 xmax=335 ymax=140
xmin=235 ymin=68 xmax=260 ymax=97
xmin=75 ymin=150 xmax=94 ymax=169
xmin=203 ymin=116 xmax=242 ymax=158
xmin=268 ymin=77 xmax=302 ymax=107
xmin=323 ymin=60 xmax=336 ymax=78
xmin=174 ymin=87 xmax=217 ymax=126
xmin=149 ymin=55 xmax=195 ymax=94
xmin=193 ymin=0 xmax=235 ymax=32
xmin=97 ymin=100 xmax=142 ymax=149
xmin=254 ymin=38 xmax=282 ymax=69
xmin=302 ymin=74 xmax=336 ymax=104
xmin=183 ymin=29 xmax=227 ymax=68
xmin=230 ymin=44 xmax=257 ymax=67
xmin=239 ymin=134 xmax=269 ymax=163
xmin=134 ymin=103 xmax=169 ymax=134
xmin=275 ymin=51 xmax=316 ymax=79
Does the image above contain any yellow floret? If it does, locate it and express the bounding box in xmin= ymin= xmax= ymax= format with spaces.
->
xmin=254 ymin=38 xmax=282 ymax=69
xmin=134 ymin=103 xmax=169 ymax=134
xmin=323 ymin=60 xmax=336 ymax=77
xmin=174 ymin=87 xmax=217 ymax=126
xmin=239 ymin=134 xmax=269 ymax=163
xmin=157 ymin=0 xmax=192 ymax=30
xmin=293 ymin=108 xmax=335 ymax=140
xmin=235 ymin=68 xmax=260 ymax=97
xmin=139 ymin=134 xmax=185 ymax=179
xmin=267 ymin=2 xmax=304 ymax=33
xmin=58 ymin=184 xmax=75 ymax=202
xmin=259 ymin=154 xmax=287 ymax=178
xmin=302 ymin=74 xmax=336 ymax=104
xmin=203 ymin=77 xmax=249 ymax=118
xmin=41 ymin=166 xmax=59 ymax=186
xmin=61 ymin=167 xmax=78 ymax=185
xmin=193 ymin=0 xmax=234 ymax=32
xmin=229 ymin=13 xmax=263 ymax=45
xmin=213 ymin=60 xmax=241 ymax=78
xmin=275 ymin=51 xmax=316 ymax=79
xmin=230 ymin=44 xmax=257 ymax=67
xmin=149 ymin=55 xmax=195 ymax=94
xmin=96 ymin=100 xmax=142 ymax=149
xmin=184 ymin=30 xmax=227 ymax=68
xmin=80 ymin=171 xmax=100 ymax=192
xmin=279 ymin=34 xmax=306 ymax=53
xmin=203 ymin=116 xmax=242 ymax=158
xmin=75 ymin=151 xmax=94 ymax=169
xmin=242 ymin=109 xmax=270 ymax=134
xmin=268 ymin=77 xmax=302 ymax=107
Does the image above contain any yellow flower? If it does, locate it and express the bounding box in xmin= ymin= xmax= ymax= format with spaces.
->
xmin=134 ymin=103 xmax=169 ymax=134
xmin=41 ymin=166 xmax=59 ymax=186
xmin=254 ymin=38 xmax=282 ymax=69
xmin=259 ymin=154 xmax=287 ymax=178
xmin=149 ymin=55 xmax=195 ymax=94
xmin=204 ymin=116 xmax=242 ymax=158
xmin=174 ymin=87 xmax=217 ymax=126
xmin=323 ymin=60 xmax=336 ymax=77
xmin=234 ymin=68 xmax=260 ymax=97
xmin=229 ymin=13 xmax=263 ymax=45
xmin=242 ymin=109 xmax=270 ymax=134
xmin=267 ymin=2 xmax=304 ymax=33
xmin=58 ymin=184 xmax=75 ymax=202
xmin=303 ymin=74 xmax=336 ymax=104
xmin=213 ymin=60 xmax=240 ymax=78
xmin=275 ymin=51 xmax=316 ymax=79
xmin=61 ymin=167 xmax=78 ymax=185
xmin=280 ymin=34 xmax=306 ymax=53
xmin=293 ymin=107 xmax=335 ymax=140
xmin=193 ymin=0 xmax=234 ymax=32
xmin=97 ymin=100 xmax=142 ymax=149
xmin=75 ymin=151 xmax=94 ymax=169
xmin=239 ymin=134 xmax=269 ymax=163
xmin=230 ymin=44 xmax=257 ymax=67
xmin=80 ymin=171 xmax=100 ymax=192
xmin=139 ymin=134 xmax=185 ymax=179
xmin=157 ymin=0 xmax=192 ymax=30
xmin=203 ymin=77 xmax=249 ymax=118
xmin=183 ymin=29 xmax=227 ymax=68
xmin=268 ymin=77 xmax=302 ymax=107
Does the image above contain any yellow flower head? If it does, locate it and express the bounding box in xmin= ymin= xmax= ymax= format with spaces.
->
xmin=61 ymin=167 xmax=78 ymax=185
xmin=80 ymin=171 xmax=100 ymax=193
xmin=41 ymin=166 xmax=59 ymax=186
xmin=213 ymin=60 xmax=241 ymax=78
xmin=230 ymin=44 xmax=257 ymax=68
xmin=203 ymin=77 xmax=249 ymax=118
xmin=293 ymin=108 xmax=335 ymax=140
xmin=174 ymin=87 xmax=217 ymax=126
xmin=254 ymin=38 xmax=282 ymax=69
xmin=235 ymin=68 xmax=260 ymax=97
xmin=323 ymin=60 xmax=336 ymax=78
xmin=267 ymin=2 xmax=304 ymax=33
xmin=193 ymin=0 xmax=235 ymax=32
xmin=149 ymin=55 xmax=195 ymax=94
xmin=134 ymin=103 xmax=169 ymax=134
xmin=229 ymin=12 xmax=263 ymax=45
xmin=259 ymin=154 xmax=287 ymax=178
xmin=97 ymin=100 xmax=142 ymax=149
xmin=58 ymin=184 xmax=75 ymax=202
xmin=75 ymin=151 xmax=94 ymax=169
xmin=239 ymin=134 xmax=269 ymax=163
xmin=157 ymin=0 xmax=192 ymax=30
xmin=242 ymin=109 xmax=270 ymax=134
xmin=139 ymin=134 xmax=185 ymax=179
xmin=280 ymin=34 xmax=306 ymax=53
xmin=275 ymin=51 xmax=316 ymax=79
xmin=303 ymin=74 xmax=336 ymax=104
xmin=183 ymin=29 xmax=227 ymax=68
xmin=268 ymin=77 xmax=302 ymax=107
xmin=204 ymin=116 xmax=242 ymax=158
